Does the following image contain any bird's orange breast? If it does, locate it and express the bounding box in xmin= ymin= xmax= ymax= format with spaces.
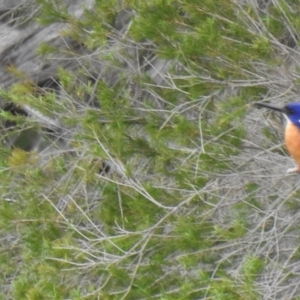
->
xmin=285 ymin=121 xmax=300 ymax=164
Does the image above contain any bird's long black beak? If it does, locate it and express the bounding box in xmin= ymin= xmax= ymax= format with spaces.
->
xmin=253 ymin=102 xmax=285 ymax=113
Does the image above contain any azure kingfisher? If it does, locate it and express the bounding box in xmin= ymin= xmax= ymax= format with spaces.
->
xmin=255 ymin=102 xmax=300 ymax=173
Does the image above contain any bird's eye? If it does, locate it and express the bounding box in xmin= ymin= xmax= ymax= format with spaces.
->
xmin=284 ymin=107 xmax=295 ymax=115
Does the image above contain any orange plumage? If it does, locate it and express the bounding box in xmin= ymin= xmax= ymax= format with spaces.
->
xmin=285 ymin=121 xmax=300 ymax=171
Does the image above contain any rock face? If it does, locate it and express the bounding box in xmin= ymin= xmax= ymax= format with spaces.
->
xmin=0 ymin=1 xmax=96 ymax=150
xmin=0 ymin=1 xmax=92 ymax=90
xmin=0 ymin=0 xmax=174 ymax=152
xmin=0 ymin=1 xmax=121 ymax=150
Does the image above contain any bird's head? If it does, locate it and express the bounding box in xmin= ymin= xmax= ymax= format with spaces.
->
xmin=254 ymin=102 xmax=300 ymax=129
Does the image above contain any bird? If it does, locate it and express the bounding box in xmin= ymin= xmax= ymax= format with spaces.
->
xmin=254 ymin=102 xmax=300 ymax=173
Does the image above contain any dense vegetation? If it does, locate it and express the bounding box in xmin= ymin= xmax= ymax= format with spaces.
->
xmin=1 ymin=0 xmax=300 ymax=299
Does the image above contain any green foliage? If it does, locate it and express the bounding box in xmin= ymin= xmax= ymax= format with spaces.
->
xmin=36 ymin=42 xmax=59 ymax=57
xmin=1 ymin=0 xmax=297 ymax=299
xmin=36 ymin=0 xmax=70 ymax=25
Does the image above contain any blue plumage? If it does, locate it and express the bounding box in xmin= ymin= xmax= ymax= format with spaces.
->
xmin=283 ymin=102 xmax=300 ymax=129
